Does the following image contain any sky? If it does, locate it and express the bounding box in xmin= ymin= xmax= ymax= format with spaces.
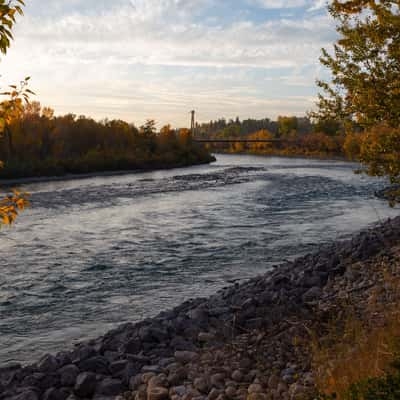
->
xmin=0 ymin=0 xmax=336 ymax=127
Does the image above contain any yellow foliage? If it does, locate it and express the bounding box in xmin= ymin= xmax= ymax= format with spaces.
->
xmin=0 ymin=0 xmax=30 ymax=227
xmin=0 ymin=189 xmax=29 ymax=226
xmin=343 ymin=132 xmax=362 ymax=160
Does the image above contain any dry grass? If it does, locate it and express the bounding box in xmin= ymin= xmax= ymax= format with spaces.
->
xmin=311 ymin=256 xmax=400 ymax=399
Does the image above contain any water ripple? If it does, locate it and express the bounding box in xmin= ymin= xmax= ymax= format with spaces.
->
xmin=0 ymin=155 xmax=398 ymax=364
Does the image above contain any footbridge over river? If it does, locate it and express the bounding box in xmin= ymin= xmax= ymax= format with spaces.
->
xmin=188 ymin=110 xmax=289 ymax=144
xmin=192 ymin=138 xmax=286 ymax=143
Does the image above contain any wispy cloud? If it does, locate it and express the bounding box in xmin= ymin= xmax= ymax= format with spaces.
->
xmin=249 ymin=0 xmax=308 ymax=9
xmin=0 ymin=0 xmax=335 ymax=126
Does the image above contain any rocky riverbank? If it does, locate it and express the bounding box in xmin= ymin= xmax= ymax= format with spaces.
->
xmin=2 ymin=215 xmax=400 ymax=400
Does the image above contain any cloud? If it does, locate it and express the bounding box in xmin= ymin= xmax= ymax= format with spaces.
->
xmin=308 ymin=0 xmax=328 ymax=12
xmin=250 ymin=0 xmax=308 ymax=9
xmin=0 ymin=0 xmax=335 ymax=125
xmin=6 ymin=7 xmax=334 ymax=69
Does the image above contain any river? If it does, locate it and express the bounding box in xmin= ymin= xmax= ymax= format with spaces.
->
xmin=0 ymin=154 xmax=398 ymax=364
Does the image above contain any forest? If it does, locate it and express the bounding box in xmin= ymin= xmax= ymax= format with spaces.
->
xmin=0 ymin=103 xmax=377 ymax=181
xmin=0 ymin=101 xmax=215 ymax=179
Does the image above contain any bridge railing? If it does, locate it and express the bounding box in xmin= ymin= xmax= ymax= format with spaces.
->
xmin=192 ymin=137 xmax=288 ymax=143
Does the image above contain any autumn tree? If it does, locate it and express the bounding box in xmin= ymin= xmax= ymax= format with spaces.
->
xmin=0 ymin=0 xmax=30 ymax=226
xmin=315 ymin=0 xmax=400 ymax=127
xmin=277 ymin=116 xmax=298 ymax=138
xmin=315 ymin=0 xmax=400 ymax=202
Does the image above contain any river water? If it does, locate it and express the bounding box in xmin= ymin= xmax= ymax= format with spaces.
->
xmin=0 ymin=154 xmax=398 ymax=364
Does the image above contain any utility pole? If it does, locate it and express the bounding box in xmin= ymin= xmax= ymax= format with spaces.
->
xmin=190 ymin=110 xmax=196 ymax=137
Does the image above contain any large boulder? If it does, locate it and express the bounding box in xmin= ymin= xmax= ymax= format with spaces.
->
xmin=74 ymin=372 xmax=97 ymax=397
xmin=38 ymin=355 xmax=59 ymax=373
xmin=42 ymin=388 xmax=69 ymax=400
xmin=10 ymin=391 xmax=39 ymax=400
xmin=59 ymin=364 xmax=79 ymax=387
xmin=95 ymin=378 xmax=124 ymax=396
xmin=77 ymin=356 xmax=109 ymax=374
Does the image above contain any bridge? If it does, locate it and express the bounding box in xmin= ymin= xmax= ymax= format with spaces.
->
xmin=192 ymin=138 xmax=286 ymax=143
xmin=189 ymin=111 xmax=287 ymax=144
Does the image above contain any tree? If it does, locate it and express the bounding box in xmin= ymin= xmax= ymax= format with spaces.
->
xmin=315 ymin=0 xmax=400 ymax=202
xmin=0 ymin=0 xmax=30 ymax=226
xmin=315 ymin=0 xmax=400 ymax=128
xmin=278 ymin=116 xmax=298 ymax=138
xmin=359 ymin=124 xmax=400 ymax=204
xmin=0 ymin=0 xmax=24 ymax=54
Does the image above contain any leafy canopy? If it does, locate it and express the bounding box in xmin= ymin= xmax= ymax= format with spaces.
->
xmin=0 ymin=0 xmax=24 ymax=55
xmin=315 ymin=0 xmax=400 ymax=128
xmin=0 ymin=0 xmax=29 ymax=226
xmin=315 ymin=0 xmax=400 ymax=203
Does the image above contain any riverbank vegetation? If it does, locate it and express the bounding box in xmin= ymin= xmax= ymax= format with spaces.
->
xmin=314 ymin=0 xmax=400 ymax=203
xmin=310 ymin=0 xmax=400 ymax=398
xmin=312 ymin=250 xmax=400 ymax=400
xmin=195 ymin=115 xmax=346 ymax=158
xmin=0 ymin=103 xmax=214 ymax=179
xmin=0 ymin=0 xmax=30 ymax=226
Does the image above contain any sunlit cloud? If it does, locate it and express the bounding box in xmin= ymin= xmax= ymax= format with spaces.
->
xmin=0 ymin=0 xmax=335 ymax=126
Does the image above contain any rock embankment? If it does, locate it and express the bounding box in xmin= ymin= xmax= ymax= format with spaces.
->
xmin=2 ymin=216 xmax=400 ymax=400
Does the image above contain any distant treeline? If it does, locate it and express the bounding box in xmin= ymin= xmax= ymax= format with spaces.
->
xmin=196 ymin=116 xmax=352 ymax=158
xmin=0 ymin=102 xmax=215 ymax=179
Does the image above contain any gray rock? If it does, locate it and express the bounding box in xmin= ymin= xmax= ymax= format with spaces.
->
xmin=42 ymin=388 xmax=69 ymax=400
xmin=301 ymin=274 xmax=321 ymax=288
xmin=59 ymin=364 xmax=79 ymax=387
xmin=225 ymin=386 xmax=237 ymax=398
xmin=95 ymin=378 xmax=124 ymax=396
xmin=141 ymin=372 xmax=157 ymax=384
xmin=55 ymin=352 xmax=72 ymax=368
xmin=210 ymin=373 xmax=225 ymax=389
xmin=109 ymin=360 xmax=128 ymax=375
xmin=198 ymin=332 xmax=215 ymax=343
xmin=93 ymin=396 xmax=116 ymax=400
xmin=42 ymin=373 xmax=61 ymax=391
xmin=167 ymin=367 xmax=187 ymax=386
xmin=71 ymin=345 xmax=96 ymax=363
xmin=38 ymin=355 xmax=59 ymax=373
xmin=129 ymin=374 xmax=142 ymax=390
xmin=231 ymin=370 xmax=243 ymax=382
xmin=139 ymin=325 xmax=169 ymax=343
xmin=21 ymin=372 xmax=44 ymax=388
xmin=282 ymin=374 xmax=295 ymax=384
xmin=247 ymin=394 xmax=268 ymax=400
xmin=207 ymin=388 xmax=221 ymax=400
xmin=174 ymin=351 xmax=198 ymax=364
xmin=248 ymin=384 xmax=263 ymax=394
xmin=302 ymin=286 xmax=322 ymax=302
xmin=281 ymin=367 xmax=295 ymax=377
xmin=123 ymin=339 xmax=142 ymax=354
xmin=77 ymin=356 xmax=109 ymax=374
xmin=169 ymin=385 xmax=187 ymax=397
xmin=11 ymin=391 xmax=39 ymax=400
xmin=74 ymin=372 xmax=97 ymax=397
xmin=194 ymin=377 xmax=209 ymax=393
xmin=148 ymin=374 xmax=169 ymax=389
xmin=0 ymin=362 xmax=21 ymax=373
xmin=22 ymin=372 xmax=59 ymax=391
xmin=104 ymin=351 xmax=119 ymax=362
xmin=267 ymin=375 xmax=279 ymax=390
xmin=141 ymin=365 xmax=163 ymax=374
xmin=158 ymin=357 xmax=175 ymax=368
xmin=122 ymin=361 xmax=140 ymax=385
